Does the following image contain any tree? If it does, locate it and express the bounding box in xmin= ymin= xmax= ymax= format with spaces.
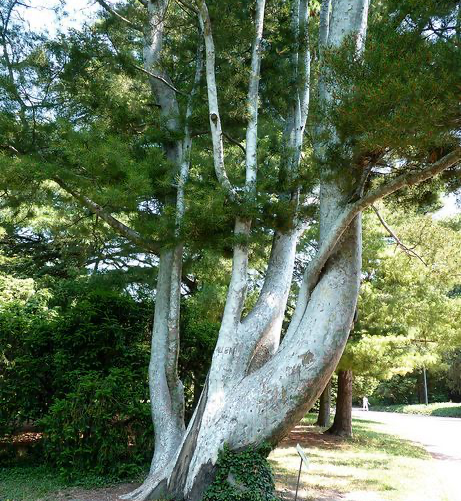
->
xmin=1 ymin=0 xmax=461 ymax=499
xmin=316 ymin=379 xmax=332 ymax=427
xmin=328 ymin=209 xmax=461 ymax=436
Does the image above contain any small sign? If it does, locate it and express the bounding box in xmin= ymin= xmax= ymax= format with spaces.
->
xmin=294 ymin=443 xmax=309 ymax=501
xmin=296 ymin=443 xmax=309 ymax=470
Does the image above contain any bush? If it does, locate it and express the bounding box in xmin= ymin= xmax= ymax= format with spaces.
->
xmin=0 ymin=278 xmax=154 ymax=476
xmin=41 ymin=368 xmax=153 ymax=478
xmin=203 ymin=444 xmax=279 ymax=501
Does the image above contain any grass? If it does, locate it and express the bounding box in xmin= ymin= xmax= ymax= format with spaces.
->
xmin=0 ymin=415 xmax=453 ymax=501
xmin=370 ymin=402 xmax=461 ymax=418
xmin=0 ymin=464 xmax=145 ymax=501
xmin=269 ymin=415 xmax=448 ymax=501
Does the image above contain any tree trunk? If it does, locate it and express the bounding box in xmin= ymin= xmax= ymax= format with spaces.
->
xmin=316 ymin=379 xmax=332 ymax=427
xmin=122 ymin=1 xmax=367 ymax=500
xmin=326 ymin=370 xmax=353 ymax=437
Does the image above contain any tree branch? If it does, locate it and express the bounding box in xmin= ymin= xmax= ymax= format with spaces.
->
xmin=371 ymin=205 xmax=427 ymax=266
xmin=95 ymin=0 xmax=144 ymax=32
xmin=54 ymin=178 xmax=161 ymax=255
xmin=195 ymin=0 xmax=239 ymax=202
xmin=289 ymin=147 xmax=461 ymax=332
xmin=244 ymin=0 xmax=266 ymax=195
xmin=318 ymin=0 xmax=331 ymax=56
xmin=133 ymin=63 xmax=187 ymax=96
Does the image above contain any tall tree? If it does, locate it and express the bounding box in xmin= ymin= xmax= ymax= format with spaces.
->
xmin=1 ymin=0 xmax=461 ymax=499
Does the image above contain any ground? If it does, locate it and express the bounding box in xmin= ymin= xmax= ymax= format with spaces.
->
xmin=350 ymin=409 xmax=461 ymax=501
xmin=1 ymin=411 xmax=460 ymax=501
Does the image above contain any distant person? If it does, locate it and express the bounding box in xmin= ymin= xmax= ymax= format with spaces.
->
xmin=362 ymin=396 xmax=369 ymax=411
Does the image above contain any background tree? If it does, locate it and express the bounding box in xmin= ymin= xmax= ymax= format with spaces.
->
xmin=328 ymin=209 xmax=461 ymax=436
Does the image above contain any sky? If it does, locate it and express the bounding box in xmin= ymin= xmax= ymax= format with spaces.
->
xmin=19 ymin=0 xmax=97 ymax=34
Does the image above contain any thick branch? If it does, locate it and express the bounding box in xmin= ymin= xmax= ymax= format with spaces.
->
xmin=95 ymin=0 xmax=144 ymax=32
xmin=196 ymin=0 xmax=239 ymax=201
xmin=245 ymin=0 xmax=266 ymax=195
xmin=319 ymin=0 xmax=331 ymax=55
xmin=371 ymin=205 xmax=427 ymax=266
xmin=289 ymin=148 xmax=461 ymax=334
xmin=54 ymin=178 xmax=161 ymax=255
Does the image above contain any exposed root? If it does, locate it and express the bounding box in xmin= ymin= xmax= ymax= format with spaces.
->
xmin=119 ymin=474 xmax=167 ymax=501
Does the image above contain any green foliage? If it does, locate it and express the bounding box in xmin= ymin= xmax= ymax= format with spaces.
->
xmin=340 ymin=210 xmax=461 ymax=386
xmin=203 ymin=444 xmax=279 ymax=501
xmin=41 ymin=368 xmax=152 ymax=478
xmin=372 ymin=375 xmax=420 ymax=406
xmin=0 ymin=270 xmax=154 ymax=475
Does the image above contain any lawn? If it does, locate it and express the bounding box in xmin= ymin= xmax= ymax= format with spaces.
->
xmin=0 ymin=465 xmax=145 ymax=501
xmin=269 ymin=415 xmax=446 ymax=501
xmin=0 ymin=417 xmax=445 ymax=501
xmin=369 ymin=402 xmax=461 ymax=418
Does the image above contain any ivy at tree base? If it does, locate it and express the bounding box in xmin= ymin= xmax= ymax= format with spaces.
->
xmin=202 ymin=444 xmax=280 ymax=501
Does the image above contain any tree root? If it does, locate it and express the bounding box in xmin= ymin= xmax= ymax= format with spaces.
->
xmin=120 ymin=474 xmax=168 ymax=501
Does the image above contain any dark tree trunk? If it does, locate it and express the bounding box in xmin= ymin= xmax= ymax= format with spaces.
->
xmin=326 ymin=370 xmax=352 ymax=437
xmin=316 ymin=379 xmax=331 ymax=427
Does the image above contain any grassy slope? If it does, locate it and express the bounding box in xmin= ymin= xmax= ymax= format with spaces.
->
xmin=270 ymin=416 xmax=444 ymax=501
xmin=370 ymin=402 xmax=461 ymax=418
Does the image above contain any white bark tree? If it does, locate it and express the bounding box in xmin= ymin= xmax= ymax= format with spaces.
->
xmin=3 ymin=0 xmax=459 ymax=499
xmin=78 ymin=1 xmax=461 ymax=500
xmin=111 ymin=1 xmax=459 ymax=500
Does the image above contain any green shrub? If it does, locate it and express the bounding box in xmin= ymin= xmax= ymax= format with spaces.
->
xmin=41 ymin=368 xmax=153 ymax=478
xmin=203 ymin=444 xmax=279 ymax=501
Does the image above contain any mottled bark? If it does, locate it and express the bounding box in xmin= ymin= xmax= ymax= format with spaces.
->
xmin=118 ymin=1 xmax=461 ymax=500
xmin=327 ymin=370 xmax=353 ymax=437
xmin=316 ymin=379 xmax=332 ymax=427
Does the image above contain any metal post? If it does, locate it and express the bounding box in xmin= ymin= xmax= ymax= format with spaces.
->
xmin=294 ymin=457 xmax=302 ymax=501
xmin=423 ymin=366 xmax=428 ymax=405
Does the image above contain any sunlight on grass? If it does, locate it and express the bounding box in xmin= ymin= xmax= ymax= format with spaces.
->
xmin=270 ymin=416 xmax=449 ymax=501
xmin=371 ymin=402 xmax=461 ymax=418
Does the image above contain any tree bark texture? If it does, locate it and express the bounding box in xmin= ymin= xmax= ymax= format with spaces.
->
xmin=316 ymin=379 xmax=332 ymax=427
xmin=108 ymin=0 xmax=460 ymax=500
xmin=327 ymin=370 xmax=353 ymax=437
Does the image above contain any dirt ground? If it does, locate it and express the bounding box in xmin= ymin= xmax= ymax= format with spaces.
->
xmin=39 ymin=483 xmax=141 ymax=501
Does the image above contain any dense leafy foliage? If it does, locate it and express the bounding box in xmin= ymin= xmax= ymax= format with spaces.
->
xmin=203 ymin=444 xmax=279 ymax=501
xmin=0 ymin=268 xmax=154 ymax=475
xmin=41 ymin=368 xmax=152 ymax=477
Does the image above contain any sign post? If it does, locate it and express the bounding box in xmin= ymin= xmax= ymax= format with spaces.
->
xmin=294 ymin=443 xmax=309 ymax=501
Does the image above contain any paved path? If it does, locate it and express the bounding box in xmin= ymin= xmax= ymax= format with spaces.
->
xmin=352 ymin=409 xmax=461 ymax=501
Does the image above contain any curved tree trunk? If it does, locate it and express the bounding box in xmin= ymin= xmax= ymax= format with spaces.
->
xmin=316 ymin=379 xmax=332 ymax=427
xmin=326 ymin=370 xmax=353 ymax=437
xmin=122 ymin=1 xmax=367 ymax=500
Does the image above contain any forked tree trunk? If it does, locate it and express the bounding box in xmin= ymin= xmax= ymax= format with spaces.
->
xmin=316 ymin=379 xmax=332 ymax=427
xmin=120 ymin=1 xmax=368 ymax=500
xmin=326 ymin=370 xmax=353 ymax=437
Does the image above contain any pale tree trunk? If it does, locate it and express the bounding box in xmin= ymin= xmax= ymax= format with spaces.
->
xmin=316 ymin=379 xmax=332 ymax=427
xmin=121 ymin=2 xmax=366 ymax=501
xmin=327 ymin=370 xmax=353 ymax=437
xmin=121 ymin=3 xmax=203 ymax=499
xmin=120 ymin=0 xmax=460 ymax=500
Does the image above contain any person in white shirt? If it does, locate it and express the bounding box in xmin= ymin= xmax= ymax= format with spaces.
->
xmin=362 ymin=396 xmax=369 ymax=411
